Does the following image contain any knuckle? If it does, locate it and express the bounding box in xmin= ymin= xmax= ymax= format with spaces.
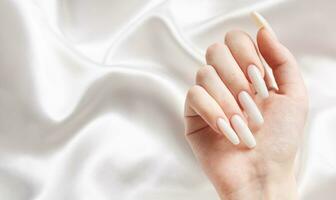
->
xmin=206 ymin=42 xmax=224 ymax=60
xmin=227 ymin=75 xmax=250 ymax=94
xmin=225 ymin=29 xmax=250 ymax=43
xmin=196 ymin=65 xmax=215 ymax=83
xmin=186 ymin=85 xmax=203 ymax=101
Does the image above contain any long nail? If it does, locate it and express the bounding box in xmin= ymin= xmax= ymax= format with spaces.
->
xmin=231 ymin=115 xmax=256 ymax=148
xmin=250 ymin=11 xmax=279 ymax=91
xmin=263 ymin=61 xmax=279 ymax=91
xmin=217 ymin=118 xmax=240 ymax=145
xmin=250 ymin=11 xmax=277 ymax=40
xmin=248 ymin=65 xmax=269 ymax=99
xmin=238 ymin=91 xmax=264 ymax=126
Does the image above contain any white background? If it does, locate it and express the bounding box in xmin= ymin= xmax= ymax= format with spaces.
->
xmin=0 ymin=0 xmax=335 ymax=199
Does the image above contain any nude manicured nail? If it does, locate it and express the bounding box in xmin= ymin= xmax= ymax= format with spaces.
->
xmin=238 ymin=91 xmax=264 ymax=126
xmin=250 ymin=11 xmax=277 ymax=40
xmin=263 ymin=61 xmax=279 ymax=91
xmin=231 ymin=115 xmax=256 ymax=148
xmin=248 ymin=65 xmax=269 ymax=99
xmin=250 ymin=11 xmax=279 ymax=91
xmin=217 ymin=118 xmax=240 ymax=145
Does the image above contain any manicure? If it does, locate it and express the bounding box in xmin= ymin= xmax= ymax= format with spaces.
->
xmin=248 ymin=65 xmax=269 ymax=99
xmin=250 ymin=11 xmax=277 ymax=40
xmin=250 ymin=11 xmax=279 ymax=91
xmin=263 ymin=61 xmax=279 ymax=91
xmin=238 ymin=91 xmax=264 ymax=126
xmin=231 ymin=115 xmax=256 ymax=148
xmin=217 ymin=118 xmax=240 ymax=145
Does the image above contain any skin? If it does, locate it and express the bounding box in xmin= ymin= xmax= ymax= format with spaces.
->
xmin=184 ymin=28 xmax=308 ymax=200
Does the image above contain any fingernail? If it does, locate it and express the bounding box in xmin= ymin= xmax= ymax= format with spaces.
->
xmin=250 ymin=11 xmax=277 ymax=40
xmin=231 ymin=115 xmax=256 ymax=148
xmin=263 ymin=62 xmax=279 ymax=91
xmin=238 ymin=91 xmax=264 ymax=126
xmin=217 ymin=118 xmax=240 ymax=145
xmin=250 ymin=11 xmax=279 ymax=91
xmin=248 ymin=65 xmax=269 ymax=99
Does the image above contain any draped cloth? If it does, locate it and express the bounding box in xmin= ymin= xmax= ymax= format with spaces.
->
xmin=0 ymin=0 xmax=335 ymax=199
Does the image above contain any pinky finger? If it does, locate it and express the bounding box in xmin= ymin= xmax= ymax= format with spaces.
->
xmin=185 ymin=85 xmax=240 ymax=145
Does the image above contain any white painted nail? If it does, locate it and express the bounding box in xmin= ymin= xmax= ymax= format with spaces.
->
xmin=250 ymin=11 xmax=279 ymax=90
xmin=217 ymin=118 xmax=240 ymax=145
xmin=250 ymin=11 xmax=277 ymax=40
xmin=248 ymin=65 xmax=269 ymax=99
xmin=238 ymin=91 xmax=264 ymax=126
xmin=231 ymin=115 xmax=256 ymax=148
xmin=263 ymin=61 xmax=279 ymax=91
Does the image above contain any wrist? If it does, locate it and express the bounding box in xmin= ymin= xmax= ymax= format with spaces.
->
xmin=216 ymin=167 xmax=298 ymax=200
xmin=260 ymin=169 xmax=298 ymax=200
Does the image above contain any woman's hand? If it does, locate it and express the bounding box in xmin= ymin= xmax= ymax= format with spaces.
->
xmin=184 ymin=18 xmax=308 ymax=200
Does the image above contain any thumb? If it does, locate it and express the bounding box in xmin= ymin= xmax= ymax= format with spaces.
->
xmin=256 ymin=24 xmax=306 ymax=98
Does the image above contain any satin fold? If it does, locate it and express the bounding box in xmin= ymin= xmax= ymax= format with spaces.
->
xmin=0 ymin=0 xmax=335 ymax=199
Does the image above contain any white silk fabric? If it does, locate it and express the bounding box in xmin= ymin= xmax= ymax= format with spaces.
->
xmin=0 ymin=0 xmax=336 ymax=199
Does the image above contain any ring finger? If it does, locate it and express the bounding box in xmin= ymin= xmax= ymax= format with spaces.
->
xmin=205 ymin=43 xmax=264 ymax=127
xmin=195 ymin=65 xmax=256 ymax=148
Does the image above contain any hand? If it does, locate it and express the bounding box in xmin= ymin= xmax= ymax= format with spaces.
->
xmin=184 ymin=22 xmax=308 ymax=199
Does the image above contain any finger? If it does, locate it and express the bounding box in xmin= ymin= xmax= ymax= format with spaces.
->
xmin=206 ymin=43 xmax=250 ymax=97
xmin=196 ymin=65 xmax=244 ymax=122
xmin=185 ymin=85 xmax=240 ymax=145
xmin=251 ymin=11 xmax=279 ymax=91
xmin=252 ymin=11 xmax=306 ymax=97
xmin=257 ymin=27 xmax=306 ymax=98
xmin=195 ymin=65 xmax=257 ymax=148
xmin=225 ymin=30 xmax=269 ymax=99
xmin=205 ymin=43 xmax=264 ymax=126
